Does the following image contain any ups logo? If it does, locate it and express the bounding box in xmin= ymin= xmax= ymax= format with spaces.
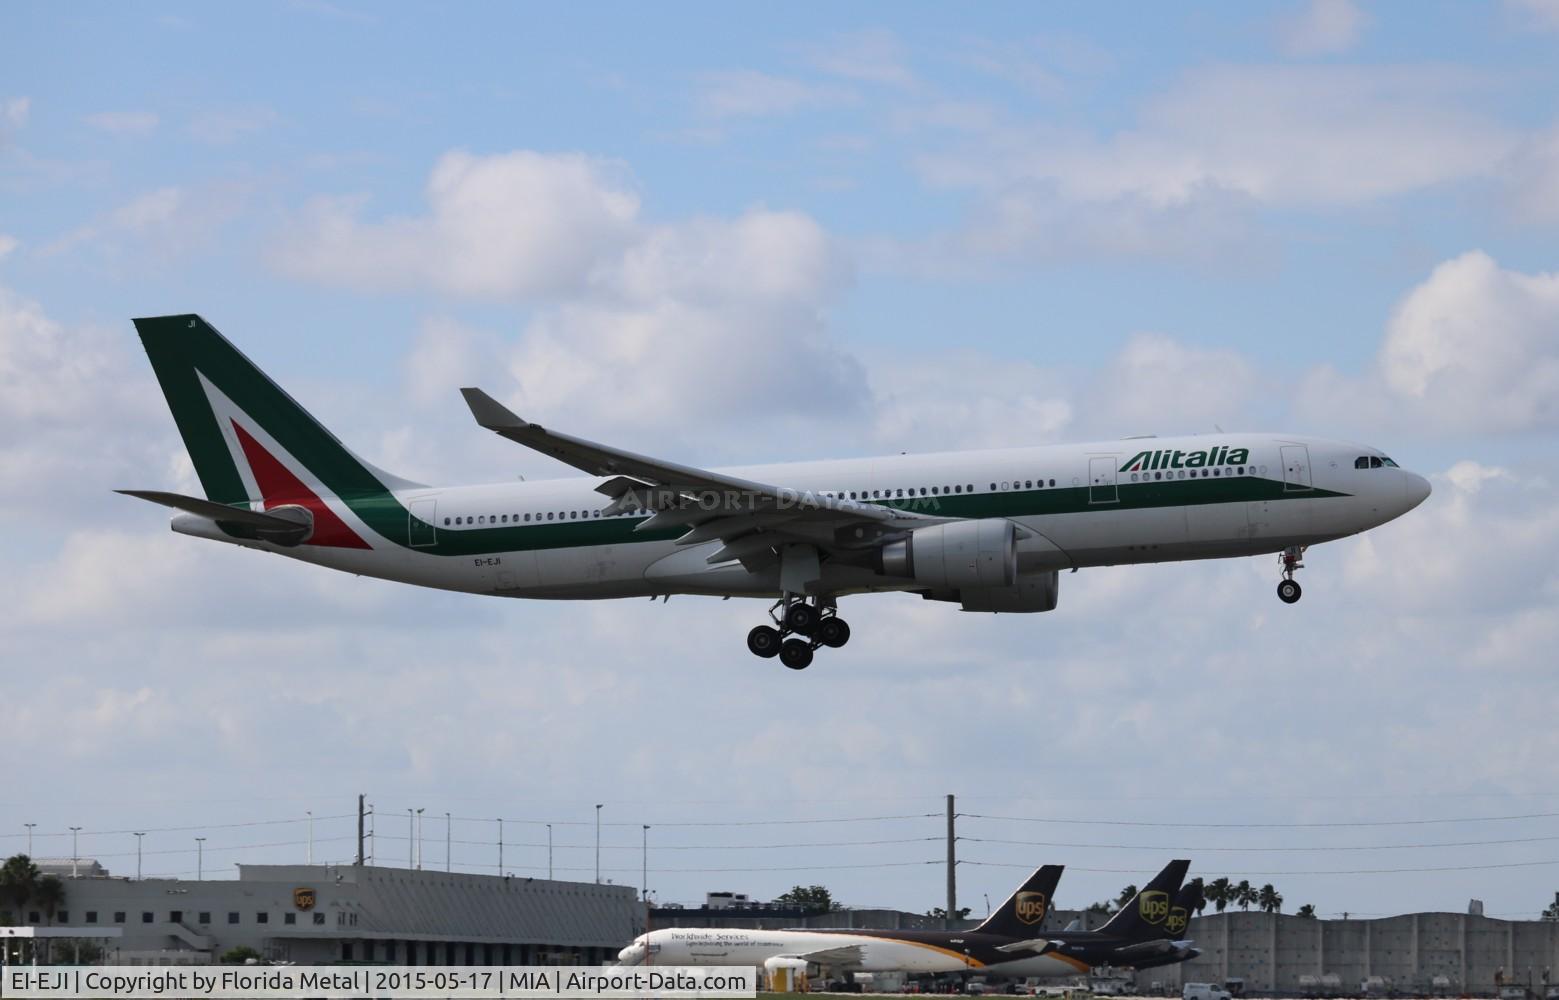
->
xmin=1015 ymin=891 xmax=1049 ymax=925
xmin=293 ymin=888 xmax=316 ymax=912
xmin=1139 ymin=890 xmax=1170 ymax=925
xmin=1165 ymin=906 xmax=1189 ymax=935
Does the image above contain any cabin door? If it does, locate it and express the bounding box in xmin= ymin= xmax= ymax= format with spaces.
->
xmin=1088 ymin=456 xmax=1119 ymax=504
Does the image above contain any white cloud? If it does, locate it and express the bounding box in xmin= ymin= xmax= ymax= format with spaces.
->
xmin=274 ymin=151 xmax=640 ymax=299
xmin=1099 ymin=333 xmax=1262 ymax=434
xmin=804 ymin=29 xmax=916 ymax=89
xmin=1501 ymin=126 xmax=1559 ymax=224
xmin=0 ymin=234 xmax=16 ymax=259
xmin=1298 ymin=252 xmax=1559 ymax=435
xmin=84 ymin=110 xmax=160 ymax=136
xmin=1 ymin=95 xmax=29 ymax=146
xmin=1505 ymin=0 xmax=1559 ymax=31
xmin=1279 ymin=0 xmax=1370 ymax=56
xmin=1380 ymin=251 xmax=1559 ymax=431
xmin=696 ymin=70 xmax=856 ymax=119
xmin=2 ymin=96 xmax=29 ymax=128
xmin=188 ymin=105 xmax=277 ymax=143
xmin=41 ymin=184 xmax=247 ymax=263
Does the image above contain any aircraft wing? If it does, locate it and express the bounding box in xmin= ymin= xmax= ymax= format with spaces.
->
xmin=789 ymin=944 xmax=866 ymax=968
xmin=460 ymin=388 xmax=946 ymax=569
xmin=1113 ymin=939 xmax=1195 ymax=958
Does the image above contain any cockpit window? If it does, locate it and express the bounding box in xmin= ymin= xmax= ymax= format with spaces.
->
xmin=1355 ymin=456 xmax=1370 ymax=469
xmin=1381 ymin=456 xmax=1398 ymax=467
xmin=1356 ymin=456 xmax=1392 ymax=469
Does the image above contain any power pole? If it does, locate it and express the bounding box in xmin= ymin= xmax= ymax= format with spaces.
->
xmin=595 ymin=804 xmax=603 ymax=883
xmin=546 ymin=824 xmax=553 ymax=880
xmin=445 ymin=813 xmax=451 ymax=873
xmin=946 ymin=793 xmax=957 ymax=930
xmin=134 ymin=833 xmax=145 ymax=881
xmin=356 ymin=794 xmax=365 ymax=866
xmin=497 ymin=818 xmax=503 ymax=876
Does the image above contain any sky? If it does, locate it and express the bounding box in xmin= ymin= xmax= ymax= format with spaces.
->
xmin=3 ymin=0 xmax=1559 ymax=922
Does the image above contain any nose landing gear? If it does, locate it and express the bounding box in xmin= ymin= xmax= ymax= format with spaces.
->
xmin=749 ymin=595 xmax=850 ymax=669
xmin=1277 ymin=546 xmax=1306 ymax=604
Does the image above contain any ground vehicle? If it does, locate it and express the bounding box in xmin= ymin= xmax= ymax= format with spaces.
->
xmin=1183 ymin=984 xmax=1232 ymax=1000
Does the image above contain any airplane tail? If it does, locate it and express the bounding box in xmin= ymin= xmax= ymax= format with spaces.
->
xmin=130 ymin=314 xmax=425 ymax=547
xmin=973 ymin=864 xmax=1064 ymax=937
xmin=1096 ymin=860 xmax=1190 ymax=940
xmin=1164 ymin=878 xmax=1203 ymax=938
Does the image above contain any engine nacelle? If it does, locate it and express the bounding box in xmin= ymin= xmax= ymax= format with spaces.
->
xmin=880 ymin=518 xmax=1017 ymax=589
xmin=956 ymin=572 xmax=1060 ymax=613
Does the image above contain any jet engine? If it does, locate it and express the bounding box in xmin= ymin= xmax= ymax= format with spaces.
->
xmin=917 ymin=571 xmax=1060 ymax=613
xmin=879 ymin=518 xmax=1017 ymax=589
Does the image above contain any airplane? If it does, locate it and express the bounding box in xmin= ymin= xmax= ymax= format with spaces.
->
xmin=1004 ymin=875 xmax=1207 ymax=974
xmin=120 ymin=315 xmax=1432 ymax=669
xmin=614 ymin=861 xmax=1195 ymax=981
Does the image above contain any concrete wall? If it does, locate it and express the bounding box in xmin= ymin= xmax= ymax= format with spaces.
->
xmin=0 ymin=863 xmax=640 ymax=967
xmin=1141 ymin=912 xmax=1559 ymax=996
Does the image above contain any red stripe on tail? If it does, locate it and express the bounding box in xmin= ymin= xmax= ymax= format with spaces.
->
xmin=231 ymin=421 xmax=372 ymax=549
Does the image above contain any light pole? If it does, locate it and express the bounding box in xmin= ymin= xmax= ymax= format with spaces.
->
xmin=641 ymin=825 xmax=649 ymax=902
xmin=23 ymin=823 xmax=35 ymax=856
xmin=306 ymin=811 xmax=314 ymax=865
xmin=407 ymin=809 xmax=413 ymax=869
xmin=497 ymin=819 xmax=503 ymax=876
xmin=195 ymin=837 xmax=206 ymax=880
xmin=546 ymin=824 xmax=553 ymax=880
xmin=134 ymin=833 xmax=145 ymax=881
xmin=416 ymin=809 xmax=425 ymax=870
xmin=594 ymin=805 xmax=603 ymax=884
xmin=445 ymin=813 xmax=451 ymax=873
xmin=69 ymin=827 xmax=82 ymax=878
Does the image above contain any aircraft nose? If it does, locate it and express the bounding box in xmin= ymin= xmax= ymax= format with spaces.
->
xmin=1404 ymin=472 xmax=1431 ymax=511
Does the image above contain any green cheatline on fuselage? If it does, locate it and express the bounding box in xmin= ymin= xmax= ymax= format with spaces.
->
xmin=350 ymin=474 xmax=1348 ymax=559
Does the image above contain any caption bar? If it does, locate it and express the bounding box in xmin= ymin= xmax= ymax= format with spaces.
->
xmin=1 ymin=965 xmax=757 ymax=999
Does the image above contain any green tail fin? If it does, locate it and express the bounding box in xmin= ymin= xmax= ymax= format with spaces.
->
xmin=133 ymin=314 xmax=421 ymax=505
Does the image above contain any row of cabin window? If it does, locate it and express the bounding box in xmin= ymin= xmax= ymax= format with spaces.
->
xmin=438 ymin=477 xmax=1082 ymax=528
xmin=1129 ymin=466 xmax=1250 ymax=482
xmin=445 ymin=510 xmax=605 ymax=526
xmin=8 ymin=909 xmax=332 ymax=926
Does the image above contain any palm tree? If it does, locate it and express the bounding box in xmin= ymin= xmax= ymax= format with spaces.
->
xmin=1188 ymin=877 xmax=1207 ymax=916
xmin=1 ymin=855 xmax=40 ymax=922
xmin=1296 ymin=904 xmax=1317 ymax=919
xmin=1206 ymin=878 xmax=1233 ymax=913
xmin=1258 ymin=884 xmax=1283 ymax=913
xmin=33 ymin=876 xmax=65 ymax=925
xmin=1116 ymin=884 xmax=1138 ymax=912
xmin=1235 ymin=880 xmax=1255 ymax=911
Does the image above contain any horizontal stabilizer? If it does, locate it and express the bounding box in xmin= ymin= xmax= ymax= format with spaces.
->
xmin=116 ymin=490 xmax=312 ymax=545
xmin=995 ymin=938 xmax=1060 ymax=955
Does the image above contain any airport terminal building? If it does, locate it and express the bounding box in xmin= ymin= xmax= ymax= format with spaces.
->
xmin=1 ymin=862 xmax=641 ymax=966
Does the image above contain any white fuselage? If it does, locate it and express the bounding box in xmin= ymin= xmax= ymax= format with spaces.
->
xmin=174 ymin=433 xmax=1430 ymax=602
xmin=616 ymin=927 xmax=1090 ymax=979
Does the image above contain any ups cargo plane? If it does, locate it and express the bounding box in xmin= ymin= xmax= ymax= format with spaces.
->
xmin=616 ymin=861 xmax=1193 ymax=979
xmin=121 ymin=316 xmax=1431 ymax=669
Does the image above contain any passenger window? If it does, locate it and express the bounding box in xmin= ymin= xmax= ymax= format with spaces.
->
xmin=930 ymin=487 xmax=939 ymax=495
xmin=943 ymin=485 xmax=951 ymax=493
xmin=954 ymin=485 xmax=962 ymax=493
xmin=547 ymin=512 xmax=554 ymax=520
xmin=443 ymin=518 xmax=450 ymax=526
xmin=501 ymin=514 xmax=508 ymax=523
xmin=920 ymin=487 xmax=927 ymax=496
xmin=1001 ymin=481 xmax=1011 ymax=490
xmin=1213 ymin=468 xmax=1221 ymax=476
xmin=1048 ymin=479 xmax=1055 ymax=487
xmin=969 ymin=484 xmax=976 ymax=492
xmin=1024 ymin=480 xmax=1032 ymax=489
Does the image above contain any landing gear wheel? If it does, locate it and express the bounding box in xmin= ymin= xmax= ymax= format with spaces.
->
xmin=784 ymin=602 xmax=821 ymax=635
xmin=815 ymin=616 xmax=851 ymax=648
xmin=1277 ymin=579 xmax=1302 ymax=604
xmin=747 ymin=625 xmax=782 ymax=658
xmin=779 ymin=639 xmax=815 ymax=670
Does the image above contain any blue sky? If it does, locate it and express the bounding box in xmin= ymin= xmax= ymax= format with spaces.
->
xmin=4 ymin=1 xmax=1559 ymax=922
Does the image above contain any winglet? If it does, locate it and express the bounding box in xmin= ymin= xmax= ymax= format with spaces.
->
xmin=460 ymin=387 xmax=530 ymax=431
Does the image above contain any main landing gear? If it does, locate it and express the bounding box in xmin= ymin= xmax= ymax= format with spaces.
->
xmin=746 ymin=595 xmax=851 ymax=670
xmin=1277 ymin=545 xmax=1306 ymax=604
